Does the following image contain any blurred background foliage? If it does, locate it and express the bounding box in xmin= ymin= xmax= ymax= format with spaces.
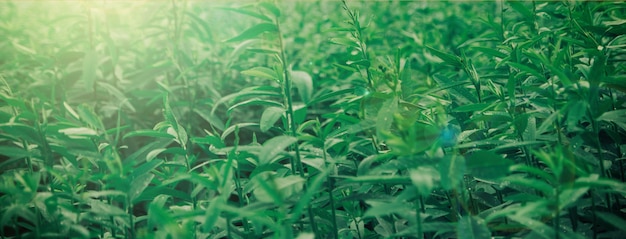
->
xmin=1 ymin=0 xmax=625 ymax=238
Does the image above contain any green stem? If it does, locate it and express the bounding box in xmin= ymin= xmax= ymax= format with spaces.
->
xmin=415 ymin=193 xmax=424 ymax=239
xmin=275 ymin=17 xmax=304 ymax=177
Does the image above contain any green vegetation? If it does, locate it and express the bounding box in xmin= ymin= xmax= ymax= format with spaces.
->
xmin=1 ymin=1 xmax=625 ymax=238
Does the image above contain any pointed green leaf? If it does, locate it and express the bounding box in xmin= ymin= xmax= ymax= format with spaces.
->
xmin=258 ymin=135 xmax=297 ymax=165
xmin=194 ymin=108 xmax=225 ymax=131
xmin=260 ymin=106 xmax=285 ymax=132
xmin=226 ymin=23 xmax=277 ymax=43
xmin=452 ymin=102 xmax=492 ymax=113
xmin=597 ymin=109 xmax=626 ymax=132
xmin=425 ymin=46 xmax=462 ymax=68
xmin=59 ymin=127 xmax=98 ymax=138
xmin=291 ymin=70 xmax=313 ymax=104
xmin=597 ymin=212 xmax=626 ymax=232
xmin=77 ymin=105 xmax=105 ymax=131
xmin=259 ymin=2 xmax=281 ymax=17
xmin=363 ymin=200 xmax=411 ymax=218
xmin=132 ymin=159 xmax=163 ymax=178
xmin=329 ymin=37 xmax=359 ymax=48
xmin=221 ymin=122 xmax=259 ymax=140
xmin=307 ymin=88 xmax=353 ymax=106
xmin=242 ymin=67 xmax=278 ymax=81
xmin=227 ymin=98 xmax=283 ymax=116
xmin=123 ymin=130 xmax=175 ymax=139
xmin=129 ymin=173 xmax=154 ymax=203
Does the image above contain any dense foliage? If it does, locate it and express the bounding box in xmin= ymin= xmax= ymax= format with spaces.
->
xmin=1 ymin=1 xmax=625 ymax=238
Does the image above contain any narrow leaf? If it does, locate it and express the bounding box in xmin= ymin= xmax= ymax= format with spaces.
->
xmin=242 ymin=67 xmax=278 ymax=81
xmin=226 ymin=23 xmax=277 ymax=43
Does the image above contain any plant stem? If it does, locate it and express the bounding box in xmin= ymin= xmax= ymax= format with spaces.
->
xmin=415 ymin=192 xmax=424 ymax=239
xmin=275 ymin=17 xmax=304 ymax=178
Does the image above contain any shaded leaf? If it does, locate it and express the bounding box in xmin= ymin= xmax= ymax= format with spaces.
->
xmin=597 ymin=109 xmax=626 ymax=132
xmin=457 ymin=216 xmax=491 ymax=239
xmin=466 ymin=150 xmax=513 ymax=180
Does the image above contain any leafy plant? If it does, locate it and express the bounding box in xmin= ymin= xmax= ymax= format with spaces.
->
xmin=1 ymin=1 xmax=625 ymax=238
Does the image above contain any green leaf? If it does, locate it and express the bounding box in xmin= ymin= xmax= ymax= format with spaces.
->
xmin=194 ymin=108 xmax=225 ymax=131
xmin=227 ymin=98 xmax=283 ymax=116
xmin=259 ymin=2 xmax=281 ymax=17
xmin=192 ymin=135 xmax=225 ymax=148
xmin=457 ymin=216 xmax=491 ymax=239
xmin=88 ymin=200 xmax=127 ymax=216
xmin=507 ymin=1 xmax=534 ymax=21
xmin=470 ymin=46 xmax=507 ymax=59
xmin=597 ymin=109 xmax=626 ymax=132
xmin=307 ymin=88 xmax=353 ymax=106
xmin=409 ymin=166 xmax=439 ymax=197
xmin=466 ymin=150 xmax=512 ymax=180
xmin=329 ymin=37 xmax=359 ymax=48
xmin=0 ymin=146 xmax=32 ymax=159
xmin=363 ymin=200 xmax=411 ymax=218
xmin=505 ymin=175 xmax=554 ymax=196
xmin=439 ymin=155 xmax=466 ymax=190
xmin=507 ymin=62 xmax=545 ymax=80
xmin=123 ymin=130 xmax=175 ymax=139
xmin=242 ymin=66 xmax=278 ymax=81
xmin=452 ymin=102 xmax=492 ymax=113
xmin=63 ymin=102 xmax=80 ymax=120
xmin=132 ymin=159 xmax=163 ymax=179
xmin=225 ymin=23 xmax=277 ymax=43
xmin=253 ymin=173 xmax=284 ymax=204
xmin=425 ymin=46 xmax=462 ymax=68
xmin=258 ymin=135 xmax=297 ymax=165
xmin=97 ymin=82 xmax=135 ymax=112
xmin=0 ymin=123 xmax=40 ymax=143
xmin=59 ymin=127 xmax=98 ymax=138
xmin=260 ymin=106 xmax=285 ymax=132
xmin=507 ymin=215 xmax=555 ymax=239
xmin=76 ymin=105 xmax=105 ymax=131
xmin=212 ymin=86 xmax=282 ymax=114
xmin=81 ymin=49 xmax=97 ymax=91
xmin=129 ymin=173 xmax=154 ymax=203
xmin=340 ymin=175 xmax=411 ymax=185
xmin=221 ymin=123 xmax=259 ymax=140
xmin=597 ymin=212 xmax=626 ymax=232
xmin=146 ymin=148 xmax=167 ymax=162
xmin=291 ymin=70 xmax=313 ymax=104
xmin=376 ymin=97 xmax=397 ymax=138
